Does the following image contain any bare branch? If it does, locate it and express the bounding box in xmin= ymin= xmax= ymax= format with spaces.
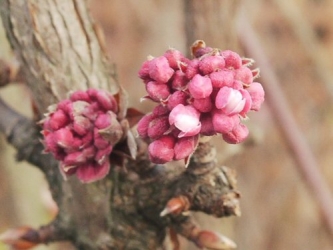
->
xmin=237 ymin=10 xmax=333 ymax=238
xmin=0 ymin=0 xmax=119 ymax=113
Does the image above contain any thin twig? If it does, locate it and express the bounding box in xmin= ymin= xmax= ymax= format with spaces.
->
xmin=0 ymin=97 xmax=56 ymax=171
xmin=237 ymin=11 xmax=333 ymax=237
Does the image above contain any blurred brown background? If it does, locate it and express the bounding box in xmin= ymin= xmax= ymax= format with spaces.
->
xmin=1 ymin=0 xmax=333 ymax=249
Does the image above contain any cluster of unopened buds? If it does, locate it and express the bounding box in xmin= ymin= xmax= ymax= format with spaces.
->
xmin=41 ymin=89 xmax=123 ymax=183
xmin=137 ymin=40 xmax=265 ymax=164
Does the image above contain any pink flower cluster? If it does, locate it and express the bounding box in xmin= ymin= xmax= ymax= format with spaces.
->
xmin=41 ymin=89 xmax=122 ymax=183
xmin=137 ymin=41 xmax=264 ymax=164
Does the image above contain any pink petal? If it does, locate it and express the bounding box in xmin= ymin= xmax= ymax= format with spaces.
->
xmin=210 ymin=70 xmax=234 ymax=88
xmin=54 ymin=127 xmax=74 ymax=149
xmin=212 ymin=110 xmax=239 ymax=134
xmin=222 ymin=123 xmax=249 ymax=144
xmin=73 ymin=115 xmax=92 ymax=136
xmin=192 ymin=97 xmax=213 ymax=113
xmin=199 ymin=55 xmax=225 ymax=75
xmin=185 ymin=59 xmax=200 ymax=79
xmin=138 ymin=60 xmax=151 ymax=81
xmin=171 ymin=70 xmax=188 ymax=90
xmin=221 ymin=50 xmax=242 ymax=69
xmin=70 ymin=90 xmax=91 ymax=102
xmin=169 ymin=104 xmax=201 ymax=137
xmin=95 ymin=145 xmax=113 ymax=165
xmin=152 ymin=105 xmax=170 ymax=116
xmin=188 ymin=74 xmax=213 ymax=99
xmin=200 ymin=113 xmax=216 ymax=136
xmin=173 ymin=135 xmax=198 ymax=160
xmin=87 ymin=89 xmax=117 ymax=112
xmin=147 ymin=116 xmax=170 ymax=140
xmin=76 ymin=161 xmax=111 ymax=183
xmin=49 ymin=109 xmax=69 ymax=130
xmin=215 ymin=87 xmax=245 ymax=116
xmin=63 ymin=151 xmax=88 ymax=166
xmin=149 ymin=56 xmax=174 ymax=83
xmin=239 ymin=89 xmax=252 ymax=117
xmin=247 ymin=82 xmax=265 ymax=111
xmin=146 ymin=81 xmax=171 ymax=101
xmin=167 ymin=91 xmax=188 ymax=110
xmin=94 ymin=128 xmax=110 ymax=149
xmin=95 ymin=113 xmax=112 ymax=129
xmin=234 ymin=66 xmax=253 ymax=85
xmin=137 ymin=113 xmax=155 ymax=138
xmin=164 ymin=48 xmax=186 ymax=70
xmin=148 ymin=135 xmax=176 ymax=164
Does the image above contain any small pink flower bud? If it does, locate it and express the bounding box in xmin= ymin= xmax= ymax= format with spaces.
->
xmin=43 ymin=132 xmax=59 ymax=154
xmin=71 ymin=101 xmax=89 ymax=117
xmin=200 ymin=113 xmax=216 ymax=136
xmin=41 ymin=89 xmax=119 ymax=183
xmin=232 ymin=80 xmax=243 ymax=90
xmin=49 ymin=109 xmax=69 ymax=130
xmin=177 ymin=60 xmax=190 ymax=73
xmin=137 ymin=113 xmax=155 ymax=138
xmin=212 ymin=110 xmax=239 ymax=134
xmin=57 ymin=99 xmax=72 ymax=114
xmin=148 ymin=116 xmax=170 ymax=140
xmin=149 ymin=56 xmax=174 ymax=83
xmin=185 ymin=59 xmax=200 ymax=79
xmin=81 ymin=131 xmax=93 ymax=148
xmin=73 ymin=115 xmax=92 ymax=136
xmin=146 ymin=81 xmax=171 ymax=101
xmin=167 ymin=91 xmax=188 ymax=110
xmin=82 ymin=145 xmax=96 ymax=160
xmin=222 ymin=123 xmax=249 ymax=144
xmin=199 ymin=55 xmax=225 ymax=75
xmin=95 ymin=145 xmax=113 ymax=164
xmin=221 ymin=50 xmax=242 ymax=69
xmin=69 ymin=90 xmax=91 ymax=102
xmin=188 ymin=74 xmax=213 ymax=99
xmin=152 ymin=104 xmax=170 ymax=116
xmin=238 ymin=89 xmax=252 ymax=117
xmin=138 ymin=59 xmax=151 ymax=81
xmin=169 ymin=104 xmax=201 ymax=137
xmin=234 ymin=66 xmax=253 ymax=85
xmin=148 ymin=135 xmax=176 ymax=164
xmin=70 ymin=101 xmax=97 ymax=121
xmin=192 ymin=97 xmax=213 ymax=113
xmin=54 ymin=127 xmax=74 ymax=149
xmin=94 ymin=128 xmax=111 ymax=150
xmin=87 ymin=88 xmax=118 ymax=112
xmin=194 ymin=47 xmax=214 ymax=58
xmin=63 ymin=151 xmax=87 ymax=166
xmin=164 ymin=49 xmax=186 ymax=70
xmin=94 ymin=113 xmax=112 ymax=129
xmin=210 ymin=70 xmax=234 ymax=88
xmin=65 ymin=137 xmax=82 ymax=153
xmin=76 ymin=161 xmax=110 ymax=183
xmin=173 ymin=135 xmax=198 ymax=160
xmin=171 ymin=70 xmax=188 ymax=90
xmin=215 ymin=87 xmax=246 ymax=116
xmin=246 ymin=82 xmax=265 ymax=111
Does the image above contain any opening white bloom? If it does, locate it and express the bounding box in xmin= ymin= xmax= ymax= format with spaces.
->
xmin=169 ymin=104 xmax=201 ymax=137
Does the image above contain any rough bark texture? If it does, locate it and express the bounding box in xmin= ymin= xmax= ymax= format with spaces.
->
xmin=0 ymin=0 xmax=119 ymax=113
xmin=0 ymin=1 xmax=240 ymax=249
xmin=0 ymin=1 xmax=119 ymax=248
